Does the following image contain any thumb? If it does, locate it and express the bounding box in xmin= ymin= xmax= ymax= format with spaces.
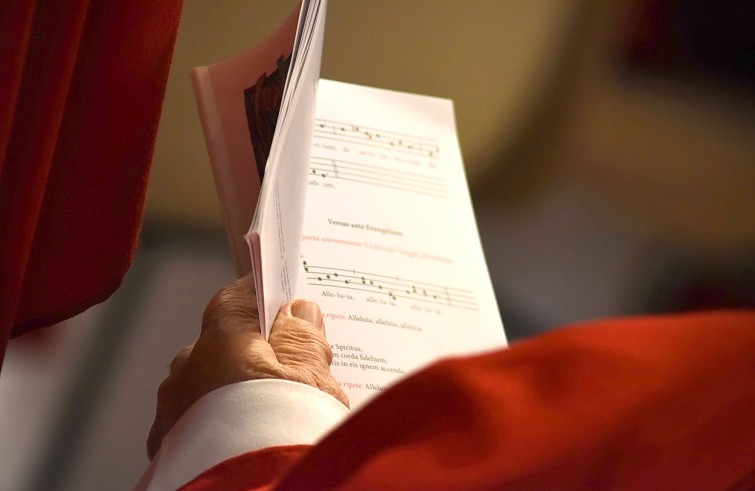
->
xmin=268 ymin=300 xmax=332 ymax=370
xmin=269 ymin=300 xmax=349 ymax=408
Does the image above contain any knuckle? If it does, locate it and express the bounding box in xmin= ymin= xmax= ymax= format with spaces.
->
xmin=202 ymin=288 xmax=228 ymax=328
xmin=156 ymin=377 xmax=172 ymax=400
xmin=202 ymin=279 xmax=259 ymax=332
xmin=321 ymin=340 xmax=334 ymax=365
xmin=169 ymin=346 xmax=193 ymax=375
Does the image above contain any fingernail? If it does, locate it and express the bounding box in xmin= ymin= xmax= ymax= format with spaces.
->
xmin=292 ymin=300 xmax=323 ymax=330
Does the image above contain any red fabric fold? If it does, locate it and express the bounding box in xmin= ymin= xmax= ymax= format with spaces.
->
xmin=0 ymin=1 xmax=183 ymax=367
xmin=180 ymin=445 xmax=311 ymax=491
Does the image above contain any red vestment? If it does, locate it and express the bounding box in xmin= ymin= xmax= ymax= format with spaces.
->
xmin=181 ymin=310 xmax=755 ymax=490
xmin=0 ymin=0 xmax=183 ymax=367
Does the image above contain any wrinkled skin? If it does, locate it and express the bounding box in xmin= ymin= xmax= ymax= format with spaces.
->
xmin=147 ymin=275 xmax=348 ymax=460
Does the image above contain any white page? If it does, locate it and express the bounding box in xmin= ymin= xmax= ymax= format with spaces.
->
xmin=296 ymin=80 xmax=506 ymax=409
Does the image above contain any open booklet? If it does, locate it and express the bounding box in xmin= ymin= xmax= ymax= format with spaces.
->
xmin=192 ymin=0 xmax=506 ymax=409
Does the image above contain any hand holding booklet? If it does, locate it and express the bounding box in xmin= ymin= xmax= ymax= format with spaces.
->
xmin=192 ymin=0 xmax=506 ymax=409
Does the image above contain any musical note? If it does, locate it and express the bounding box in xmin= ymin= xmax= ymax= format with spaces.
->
xmin=313 ymin=118 xmax=440 ymax=159
xmin=301 ymin=260 xmax=477 ymax=310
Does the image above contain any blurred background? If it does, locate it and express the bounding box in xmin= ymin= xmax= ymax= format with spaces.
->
xmin=1 ymin=0 xmax=753 ymax=489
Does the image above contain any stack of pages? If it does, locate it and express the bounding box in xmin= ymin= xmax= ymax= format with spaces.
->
xmin=192 ymin=0 xmax=506 ymax=408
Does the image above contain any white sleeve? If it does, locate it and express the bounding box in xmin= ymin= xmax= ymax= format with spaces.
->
xmin=134 ymin=379 xmax=350 ymax=491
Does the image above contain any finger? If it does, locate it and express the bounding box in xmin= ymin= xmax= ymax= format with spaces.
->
xmin=201 ymin=274 xmax=259 ymax=334
xmin=147 ymin=396 xmax=171 ymax=460
xmin=147 ymin=376 xmax=185 ymax=460
xmin=147 ymin=419 xmax=162 ymax=460
xmin=268 ymin=300 xmax=332 ymax=369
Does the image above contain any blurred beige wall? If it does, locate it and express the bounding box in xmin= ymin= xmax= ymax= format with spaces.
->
xmin=147 ymin=1 xmax=755 ymax=253
xmin=146 ymin=0 xmax=583 ymax=226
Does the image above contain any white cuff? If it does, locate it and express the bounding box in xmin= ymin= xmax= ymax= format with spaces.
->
xmin=135 ymin=379 xmax=350 ymax=491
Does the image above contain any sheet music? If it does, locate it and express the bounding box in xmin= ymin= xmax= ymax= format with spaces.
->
xmin=193 ymin=1 xmax=506 ymax=410
xmin=295 ymin=80 xmax=506 ymax=409
xmin=302 ymin=261 xmax=477 ymax=310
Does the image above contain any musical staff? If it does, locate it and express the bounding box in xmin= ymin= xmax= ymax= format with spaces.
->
xmin=309 ymin=156 xmax=447 ymax=198
xmin=314 ymin=118 xmax=440 ymax=159
xmin=302 ymin=260 xmax=477 ymax=310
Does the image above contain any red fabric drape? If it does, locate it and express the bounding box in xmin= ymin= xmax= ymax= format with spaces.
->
xmin=0 ymin=1 xmax=183 ymax=367
xmin=182 ymin=310 xmax=755 ymax=491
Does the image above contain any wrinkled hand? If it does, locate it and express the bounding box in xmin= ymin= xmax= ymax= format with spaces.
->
xmin=147 ymin=274 xmax=348 ymax=460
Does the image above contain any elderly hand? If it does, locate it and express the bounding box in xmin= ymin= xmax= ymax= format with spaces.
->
xmin=147 ymin=274 xmax=347 ymax=460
